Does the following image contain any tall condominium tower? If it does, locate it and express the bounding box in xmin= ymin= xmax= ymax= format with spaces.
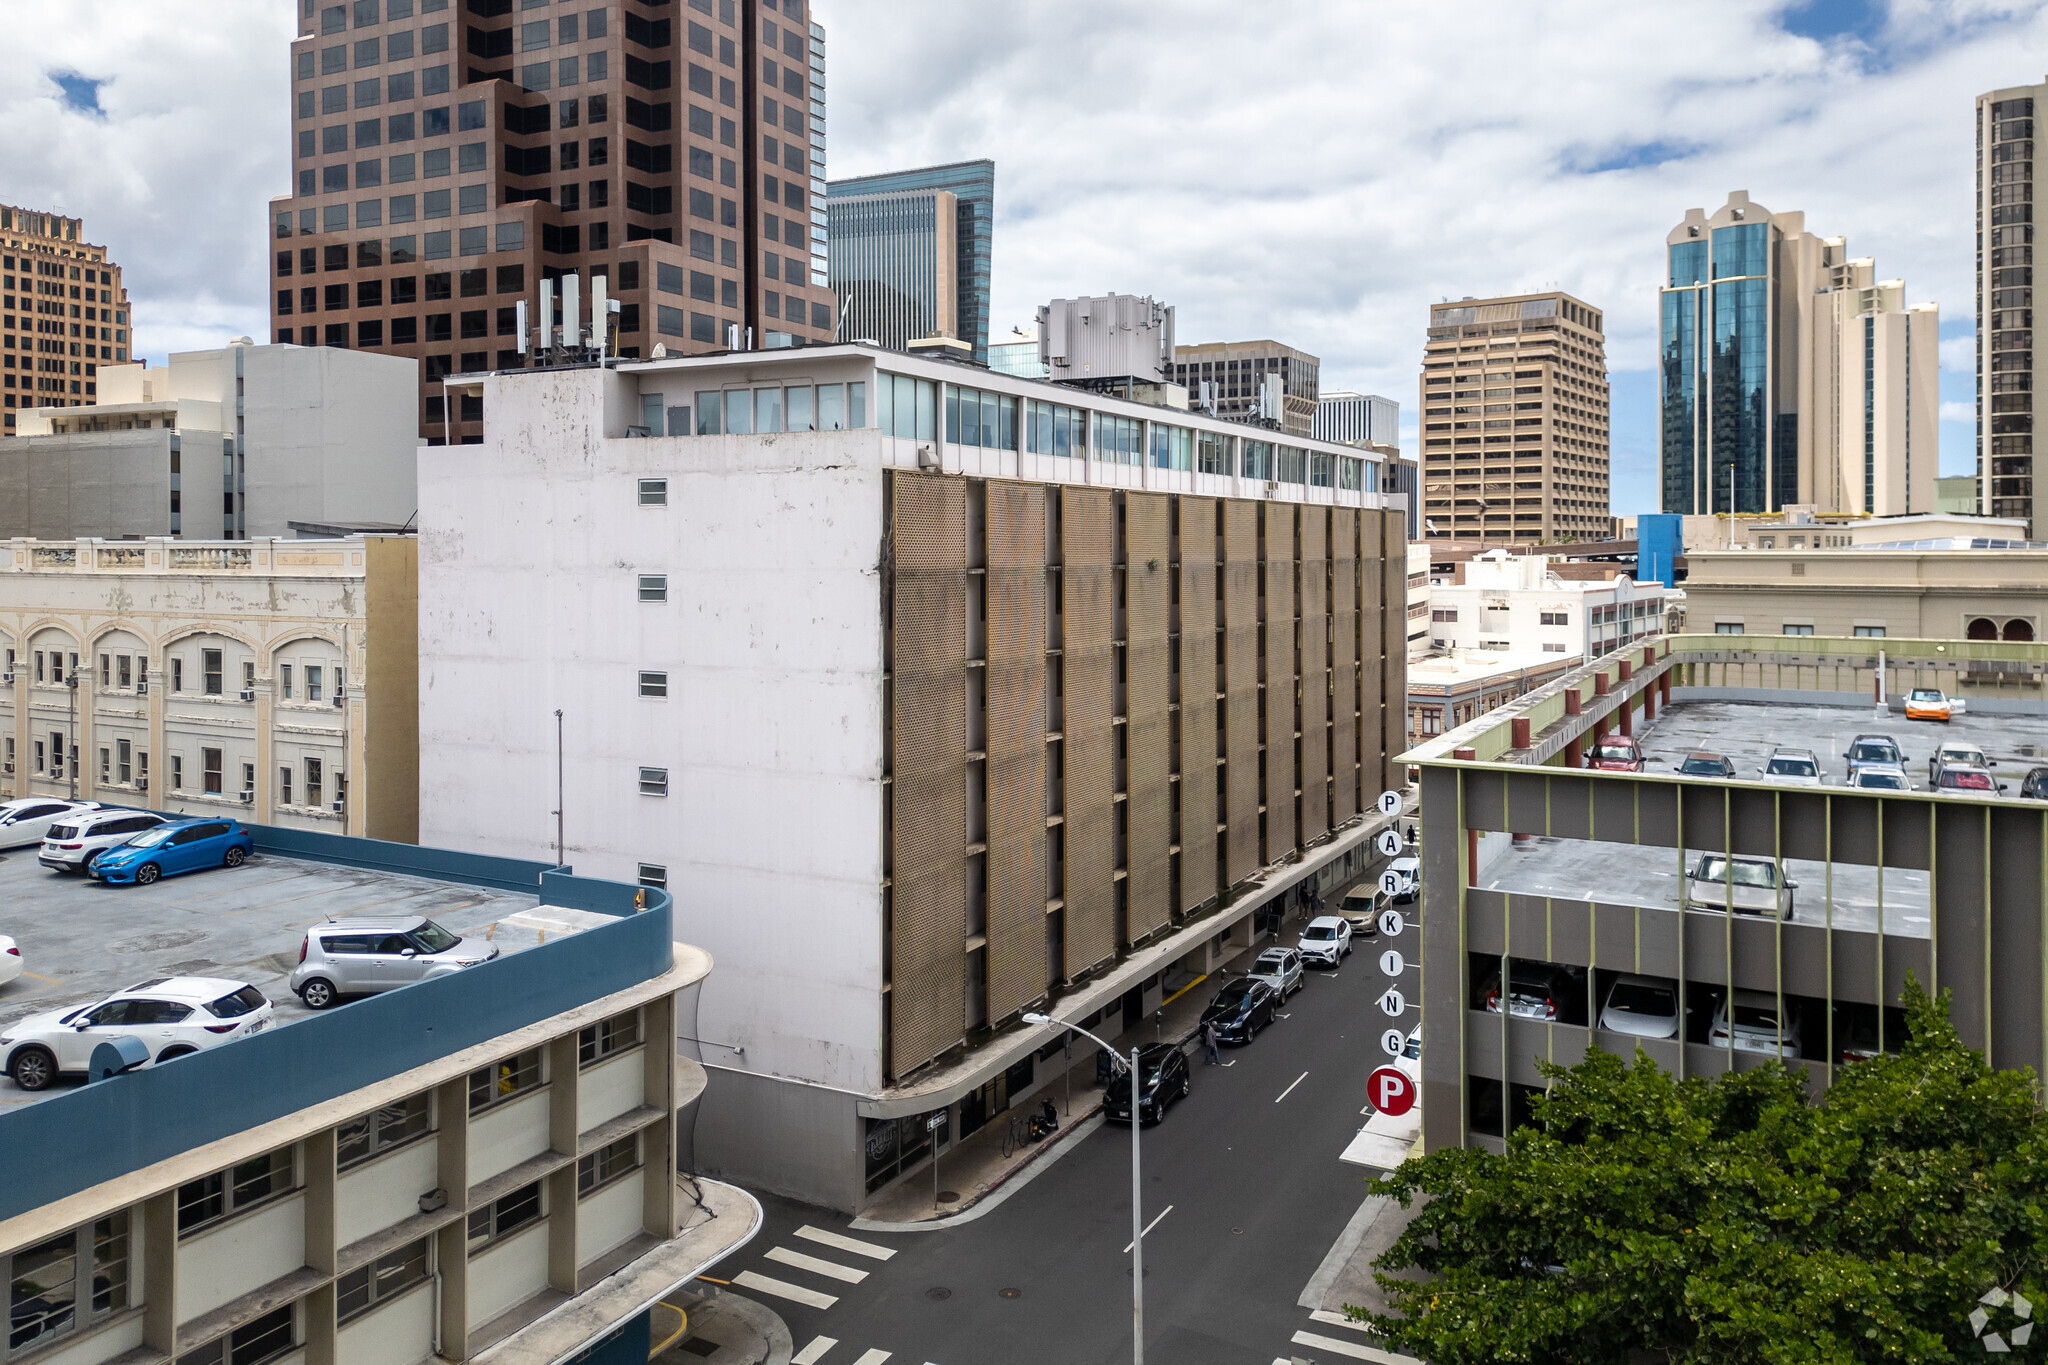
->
xmin=1314 ymin=390 xmax=1398 ymax=448
xmin=1979 ymin=84 xmax=2041 ymax=533
xmin=267 ymin=0 xmax=835 ymax=445
xmin=1661 ymin=191 xmax=1938 ymax=519
xmin=1 ymin=206 xmax=134 ymax=438
xmin=827 ymin=160 xmax=994 ymax=363
xmin=1419 ymin=290 xmax=1610 ymax=543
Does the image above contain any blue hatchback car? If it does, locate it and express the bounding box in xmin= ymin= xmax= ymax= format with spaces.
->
xmin=90 ymin=818 xmax=255 ymax=886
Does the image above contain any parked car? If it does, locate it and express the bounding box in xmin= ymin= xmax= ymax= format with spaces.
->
xmin=1598 ymin=973 xmax=1682 ymax=1039
xmin=1296 ymin=915 xmax=1353 ymax=967
xmin=1759 ymin=747 xmax=1824 ymax=787
xmin=1103 ymin=1041 xmax=1190 ymax=1125
xmin=1337 ymin=885 xmax=1387 ymax=938
xmin=1685 ymin=853 xmax=1796 ymax=920
xmin=1843 ymin=734 xmax=1908 ymax=780
xmin=1905 ymin=688 xmax=1962 ymax=721
xmin=89 ymin=819 xmax=254 ymax=886
xmin=1588 ymin=736 xmax=1646 ymax=772
xmin=1200 ymin=977 xmax=1279 ymax=1043
xmin=1708 ymin=989 xmax=1802 ymax=1058
xmin=1386 ymin=855 xmax=1420 ymax=904
xmin=1247 ymin=947 xmax=1304 ymax=1000
xmin=38 ymin=808 xmax=169 ymax=874
xmin=1928 ymin=740 xmax=1993 ymax=787
xmin=0 ymin=936 xmax=19 ymax=990
xmin=1674 ymin=752 xmax=1736 ymax=778
xmin=1935 ymin=766 xmax=2006 ymax=796
xmin=1849 ymin=764 xmax=1914 ymax=792
xmin=290 ymin=915 xmax=500 ymax=1009
xmin=0 ymin=799 xmax=100 ymax=851
xmin=2023 ymin=766 xmax=2048 ymax=801
xmin=1 ymin=977 xmax=274 ymax=1091
xmin=1480 ymin=962 xmax=1584 ymax=1023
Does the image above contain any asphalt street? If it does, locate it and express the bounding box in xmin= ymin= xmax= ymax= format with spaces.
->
xmin=715 ymin=948 xmax=1393 ymax=1365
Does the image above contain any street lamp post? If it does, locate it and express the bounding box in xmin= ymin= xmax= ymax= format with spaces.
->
xmin=1023 ymin=1011 xmax=1144 ymax=1365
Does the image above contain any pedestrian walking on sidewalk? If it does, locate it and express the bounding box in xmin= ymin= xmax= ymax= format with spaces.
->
xmin=1202 ymin=1020 xmax=1221 ymax=1065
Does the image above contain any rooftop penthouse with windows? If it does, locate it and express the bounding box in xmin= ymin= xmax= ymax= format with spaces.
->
xmin=421 ymin=342 xmax=1412 ymax=1210
xmin=0 ymin=825 xmax=750 ymax=1365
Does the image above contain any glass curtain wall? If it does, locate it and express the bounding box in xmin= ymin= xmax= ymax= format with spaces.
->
xmin=1710 ymin=222 xmax=1771 ymax=514
xmin=1660 ymin=239 xmax=1706 ymax=513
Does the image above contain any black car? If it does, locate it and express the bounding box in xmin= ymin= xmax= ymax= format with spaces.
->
xmin=1200 ymin=977 xmax=1278 ymax=1043
xmin=2023 ymin=766 xmax=2048 ymax=801
xmin=1104 ymin=1042 xmax=1190 ymax=1125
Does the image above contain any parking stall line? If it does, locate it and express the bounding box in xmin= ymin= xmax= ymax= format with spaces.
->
xmin=1275 ymin=1070 xmax=1309 ymax=1103
xmin=1121 ymin=1204 xmax=1173 ymax=1254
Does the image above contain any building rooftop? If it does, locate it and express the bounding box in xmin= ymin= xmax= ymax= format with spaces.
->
xmin=1408 ymin=649 xmax=1581 ymax=689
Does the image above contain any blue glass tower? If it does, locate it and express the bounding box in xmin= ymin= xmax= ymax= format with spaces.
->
xmin=827 ymin=160 xmax=993 ymax=364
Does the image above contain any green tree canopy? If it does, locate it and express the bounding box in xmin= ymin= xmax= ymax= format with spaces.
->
xmin=1357 ymin=981 xmax=2048 ymax=1364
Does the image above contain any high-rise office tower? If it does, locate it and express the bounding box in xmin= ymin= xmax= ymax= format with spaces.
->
xmin=1 ymin=205 xmax=134 ymax=438
xmin=267 ymin=0 xmax=835 ymax=445
xmin=826 ymin=160 xmax=993 ymax=363
xmin=1419 ymin=290 xmax=1609 ymax=542
xmin=1661 ymin=191 xmax=1938 ymax=519
xmin=1979 ymin=84 xmax=2041 ymax=533
xmin=1315 ymin=390 xmax=1398 ymax=448
xmin=1171 ymin=340 xmax=1319 ymax=436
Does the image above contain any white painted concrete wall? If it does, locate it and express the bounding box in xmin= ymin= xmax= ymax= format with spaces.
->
xmin=336 ymin=1280 xmax=434 ymax=1365
xmin=576 ymin=1052 xmax=644 ymax=1134
xmin=418 ymin=365 xmax=889 ymax=1097
xmin=32 ymin=1314 xmax=143 ymax=1365
xmin=574 ymin=1170 xmax=645 ymax=1266
xmin=467 ymin=1223 xmax=549 ymax=1326
xmin=336 ymin=1138 xmax=439 ymax=1247
xmin=176 ymin=1194 xmax=306 ymax=1322
xmin=467 ymin=1090 xmax=550 ymax=1186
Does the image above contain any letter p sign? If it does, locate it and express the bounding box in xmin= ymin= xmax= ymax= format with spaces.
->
xmin=1367 ymin=1065 xmax=1416 ymax=1117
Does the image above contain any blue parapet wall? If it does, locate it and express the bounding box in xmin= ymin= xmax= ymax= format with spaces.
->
xmin=0 ymin=835 xmax=673 ymax=1224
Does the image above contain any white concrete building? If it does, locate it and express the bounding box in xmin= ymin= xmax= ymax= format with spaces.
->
xmin=418 ymin=343 xmax=1411 ymax=1211
xmin=3 ymin=340 xmax=419 ymax=540
xmin=1425 ymin=549 xmax=1665 ymax=661
xmin=1315 ymin=389 xmax=1399 ymax=448
xmin=0 ymin=535 xmax=417 ymax=842
xmin=1407 ymin=541 xmax=1432 ymax=661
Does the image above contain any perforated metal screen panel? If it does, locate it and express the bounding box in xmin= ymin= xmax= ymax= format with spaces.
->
xmin=1060 ymin=487 xmax=1118 ymax=977
xmin=1331 ymin=509 xmax=1359 ymax=823
xmin=1177 ymin=496 xmax=1219 ymax=913
xmin=888 ymin=472 xmax=969 ymax=1076
xmin=1357 ymin=510 xmax=1387 ymax=796
xmin=1124 ymin=493 xmax=1172 ymax=942
xmin=1263 ymin=506 xmax=1297 ymax=861
xmin=1298 ymin=507 xmax=1330 ymax=842
xmin=984 ymin=481 xmax=1049 ymax=1022
xmin=1378 ymin=510 xmax=1408 ymax=795
xmin=1222 ymin=501 xmax=1261 ymax=887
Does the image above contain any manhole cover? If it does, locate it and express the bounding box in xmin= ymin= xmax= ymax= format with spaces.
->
xmin=999 ymin=1287 xmax=1022 ymax=1299
xmin=926 ymin=1287 xmax=952 ymax=1301
xmin=935 ymin=1190 xmax=960 ymax=1204
xmin=1231 ymin=1227 xmax=1244 ymax=1234
xmin=679 ymin=1340 xmax=719 ymax=1358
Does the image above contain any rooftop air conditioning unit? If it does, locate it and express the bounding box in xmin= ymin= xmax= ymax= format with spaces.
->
xmin=238 ymin=688 xmax=256 ymax=701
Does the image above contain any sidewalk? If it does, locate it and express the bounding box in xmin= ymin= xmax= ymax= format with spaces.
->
xmin=855 ymin=933 xmax=1294 ymax=1229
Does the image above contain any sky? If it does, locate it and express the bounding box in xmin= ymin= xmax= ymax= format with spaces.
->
xmin=5 ymin=0 xmax=2044 ymax=514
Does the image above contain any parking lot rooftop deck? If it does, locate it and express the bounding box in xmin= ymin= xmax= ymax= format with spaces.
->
xmin=0 ymin=842 xmax=575 ymax=1110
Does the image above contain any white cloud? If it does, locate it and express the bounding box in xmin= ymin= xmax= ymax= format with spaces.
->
xmin=1941 ymin=399 xmax=1978 ymax=423
xmin=1940 ymin=333 xmax=1981 ymax=372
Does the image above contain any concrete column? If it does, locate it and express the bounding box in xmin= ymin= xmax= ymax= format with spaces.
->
xmin=254 ymin=671 xmax=274 ymax=822
xmin=644 ymin=992 xmax=679 ymax=1240
xmin=1661 ymin=669 xmax=1672 ymax=707
xmin=142 ymin=1190 xmax=178 ymax=1356
xmin=1510 ymin=717 xmax=1530 ymax=749
xmin=1619 ymin=698 xmax=1633 ymax=737
xmin=436 ymin=1077 xmax=470 ymax=1358
xmin=547 ymin=1034 xmax=581 ymax=1294
xmin=302 ymin=1127 xmax=338 ymax=1365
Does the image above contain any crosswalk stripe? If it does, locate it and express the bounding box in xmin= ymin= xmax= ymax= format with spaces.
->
xmin=791 ymin=1338 xmax=839 ymax=1365
xmin=851 ymin=1351 xmax=892 ymax=1365
xmin=733 ymin=1270 xmax=839 ymax=1310
xmin=767 ymin=1246 xmax=870 ymax=1284
xmin=797 ymin=1224 xmax=899 ymax=1261
xmin=1290 ymin=1329 xmax=1416 ymax=1363
xmin=1310 ymin=1309 xmax=1372 ymax=1333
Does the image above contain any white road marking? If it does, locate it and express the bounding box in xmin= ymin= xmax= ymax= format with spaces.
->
xmin=851 ymin=1352 xmax=892 ymax=1365
xmin=797 ymin=1225 xmax=897 ymax=1260
xmin=792 ymin=1338 xmax=839 ymax=1364
xmin=1311 ymin=1309 xmax=1372 ymax=1333
xmin=1121 ymin=1203 xmax=1174 ymax=1254
xmin=1291 ymin=1329 xmax=1417 ymax=1363
xmin=767 ymin=1246 xmax=870 ymax=1284
xmin=1276 ymin=1070 xmax=1309 ymax=1103
xmin=733 ymin=1270 xmax=839 ymax=1310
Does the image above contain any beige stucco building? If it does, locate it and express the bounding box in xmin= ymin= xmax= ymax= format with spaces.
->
xmin=1675 ymin=507 xmax=2030 ymax=552
xmin=1681 ymin=543 xmax=2048 ymax=642
xmin=0 ymin=535 xmax=418 ymax=841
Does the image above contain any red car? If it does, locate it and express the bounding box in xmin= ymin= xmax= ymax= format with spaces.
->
xmin=1588 ymin=737 xmax=1645 ymax=771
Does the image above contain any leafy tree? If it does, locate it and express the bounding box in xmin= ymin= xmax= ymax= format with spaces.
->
xmin=1354 ymin=981 xmax=2048 ymax=1364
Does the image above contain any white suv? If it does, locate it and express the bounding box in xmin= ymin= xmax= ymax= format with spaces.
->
xmin=0 ymin=799 xmax=99 ymax=851
xmin=2 ymin=977 xmax=274 ymax=1091
xmin=39 ymin=808 xmax=169 ymax=874
xmin=1296 ymin=915 xmax=1353 ymax=967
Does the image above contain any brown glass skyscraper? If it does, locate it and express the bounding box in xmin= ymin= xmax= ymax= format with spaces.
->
xmin=0 ymin=206 xmax=133 ymax=438
xmin=268 ymin=0 xmax=833 ymax=443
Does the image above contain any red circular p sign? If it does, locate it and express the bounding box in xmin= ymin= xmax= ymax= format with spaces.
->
xmin=1368 ymin=1066 xmax=1416 ymax=1117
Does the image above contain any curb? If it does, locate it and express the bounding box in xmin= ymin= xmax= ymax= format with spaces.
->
xmin=673 ymin=1283 xmax=794 ymax=1365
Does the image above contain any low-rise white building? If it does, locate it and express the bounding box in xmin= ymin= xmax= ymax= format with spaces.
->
xmin=1406 ymin=647 xmax=1581 ymax=742
xmin=1425 ymin=549 xmax=1664 ymax=661
xmin=0 ymin=535 xmax=417 ymax=841
xmin=3 ymin=340 xmax=418 ymax=540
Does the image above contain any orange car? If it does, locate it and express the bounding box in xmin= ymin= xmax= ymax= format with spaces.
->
xmin=1904 ymin=687 xmax=1957 ymax=722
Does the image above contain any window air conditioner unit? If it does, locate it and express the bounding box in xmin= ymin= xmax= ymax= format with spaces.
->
xmin=239 ymin=789 xmax=254 ymax=804
xmin=1264 ymin=480 xmax=1279 ymax=493
xmin=332 ymin=692 xmax=345 ymax=708
xmin=136 ymin=778 xmax=148 ymax=792
xmin=0 ymin=672 xmax=11 ymax=685
xmin=916 ymin=443 xmax=938 ymax=470
xmin=238 ymin=688 xmax=256 ymax=701
xmin=136 ymin=679 xmax=148 ymax=694
xmin=331 ymin=799 xmax=345 ymax=813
